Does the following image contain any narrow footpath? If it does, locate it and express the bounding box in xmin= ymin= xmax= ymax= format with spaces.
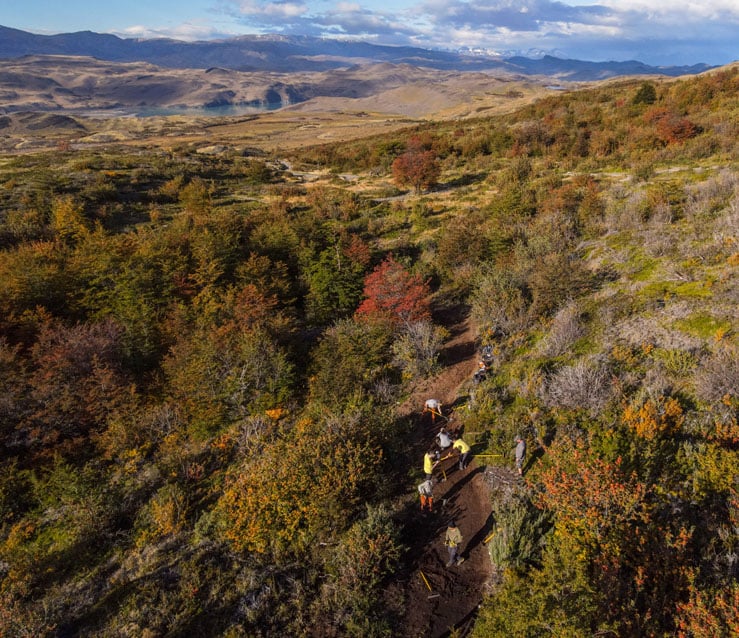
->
xmin=392 ymin=311 xmax=496 ymax=638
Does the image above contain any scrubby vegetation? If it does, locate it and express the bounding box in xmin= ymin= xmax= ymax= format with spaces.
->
xmin=1 ymin=68 xmax=737 ymax=636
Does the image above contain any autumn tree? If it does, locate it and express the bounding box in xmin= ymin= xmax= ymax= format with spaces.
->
xmin=391 ymin=320 xmax=447 ymax=381
xmin=435 ymin=209 xmax=497 ymax=278
xmin=355 ymin=255 xmax=431 ymax=328
xmin=534 ymin=438 xmax=705 ymax=635
xmin=50 ymin=195 xmax=88 ymax=246
xmin=675 ymin=583 xmax=739 ymax=637
xmin=470 ymin=266 xmax=531 ymax=337
xmin=315 ymin=503 xmax=402 ymax=633
xmin=536 ymin=446 xmax=649 ymax=561
xmin=528 ymin=252 xmax=592 ymax=318
xmin=163 ymin=323 xmax=294 ymax=439
xmin=0 ymin=339 xmax=30 ymax=457
xmin=0 ymin=241 xmax=68 ymax=318
xmin=23 ymin=317 xmax=133 ymax=462
xmin=391 ymin=137 xmax=440 ymax=193
xmin=645 ymin=106 xmax=701 ymax=144
xmin=179 ymin=177 xmax=212 ymax=220
xmin=217 ymin=410 xmax=385 ymax=557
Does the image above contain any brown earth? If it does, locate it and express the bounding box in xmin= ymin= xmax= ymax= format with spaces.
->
xmin=390 ymin=308 xmax=501 ymax=637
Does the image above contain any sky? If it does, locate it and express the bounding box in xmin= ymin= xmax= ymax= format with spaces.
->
xmin=1 ymin=1 xmax=738 ymax=66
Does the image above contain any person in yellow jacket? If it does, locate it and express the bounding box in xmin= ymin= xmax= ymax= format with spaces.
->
xmin=444 ymin=519 xmax=464 ymax=567
xmin=423 ymin=448 xmax=438 ymax=479
xmin=452 ymin=434 xmax=471 ymax=470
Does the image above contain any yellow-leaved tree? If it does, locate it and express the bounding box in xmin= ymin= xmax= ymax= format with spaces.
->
xmin=217 ymin=411 xmax=384 ymax=557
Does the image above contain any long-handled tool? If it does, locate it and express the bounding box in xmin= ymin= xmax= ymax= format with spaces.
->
xmin=429 ymin=407 xmax=448 ymax=423
xmin=423 ymin=405 xmax=449 ymax=423
xmin=419 ymin=570 xmax=440 ymax=599
xmin=434 ymin=453 xmax=454 ymax=482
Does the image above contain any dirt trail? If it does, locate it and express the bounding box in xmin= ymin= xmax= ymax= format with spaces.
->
xmin=393 ymin=310 xmax=495 ymax=637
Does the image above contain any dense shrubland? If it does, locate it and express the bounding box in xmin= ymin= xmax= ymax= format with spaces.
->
xmin=0 ymin=68 xmax=737 ymax=636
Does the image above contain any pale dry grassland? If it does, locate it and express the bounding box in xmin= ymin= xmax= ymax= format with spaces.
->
xmin=0 ymin=60 xmax=562 ymax=154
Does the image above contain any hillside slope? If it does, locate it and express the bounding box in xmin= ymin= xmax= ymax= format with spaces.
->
xmin=0 ymin=55 xmax=547 ymax=119
xmin=0 ymin=66 xmax=736 ymax=638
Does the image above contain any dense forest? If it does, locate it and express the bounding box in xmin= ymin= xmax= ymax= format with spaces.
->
xmin=1 ymin=67 xmax=737 ymax=637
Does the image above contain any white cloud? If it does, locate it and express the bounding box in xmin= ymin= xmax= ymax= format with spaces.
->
xmin=118 ymin=21 xmax=235 ymax=41
xmin=598 ymin=0 xmax=739 ymax=18
xmin=236 ymin=0 xmax=308 ymax=19
xmin=412 ymin=0 xmax=738 ymax=62
xmin=336 ymin=2 xmax=363 ymax=11
xmin=213 ymin=0 xmax=738 ymax=64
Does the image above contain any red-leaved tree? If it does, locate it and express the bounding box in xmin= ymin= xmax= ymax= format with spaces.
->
xmin=391 ymin=137 xmax=440 ymax=193
xmin=355 ymin=255 xmax=431 ymax=328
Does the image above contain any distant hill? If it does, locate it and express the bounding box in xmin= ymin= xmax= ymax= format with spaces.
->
xmin=0 ymin=25 xmax=714 ymax=79
xmin=0 ymin=55 xmax=541 ymax=116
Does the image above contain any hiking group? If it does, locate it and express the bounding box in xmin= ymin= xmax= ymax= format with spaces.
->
xmin=417 ymin=398 xmax=527 ymax=569
xmin=418 ymin=399 xmax=473 ymax=568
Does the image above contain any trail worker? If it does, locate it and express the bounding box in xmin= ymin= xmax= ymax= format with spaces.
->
xmin=417 ymin=478 xmax=434 ymax=512
xmin=515 ymin=435 xmax=526 ymax=476
xmin=444 ymin=520 xmax=464 ymax=567
xmin=423 ymin=449 xmax=438 ymax=479
xmin=452 ymin=434 xmax=471 ymax=470
xmin=436 ymin=427 xmax=452 ymax=450
xmin=423 ymin=398 xmax=442 ymax=423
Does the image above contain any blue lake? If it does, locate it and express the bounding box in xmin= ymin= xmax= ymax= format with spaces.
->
xmin=132 ymin=103 xmax=284 ymax=117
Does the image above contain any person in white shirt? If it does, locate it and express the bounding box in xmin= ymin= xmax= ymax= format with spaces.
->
xmin=417 ymin=478 xmax=434 ymax=512
xmin=423 ymin=398 xmax=442 ymax=423
xmin=436 ymin=427 xmax=452 ymax=450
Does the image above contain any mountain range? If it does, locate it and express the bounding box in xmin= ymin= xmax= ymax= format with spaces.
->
xmin=0 ymin=25 xmax=714 ymax=79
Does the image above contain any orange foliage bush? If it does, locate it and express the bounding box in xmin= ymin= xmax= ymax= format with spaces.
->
xmin=644 ymin=106 xmax=700 ymax=144
xmin=537 ymin=445 xmax=648 ymax=557
xmin=622 ymin=396 xmax=684 ymax=441
xmin=391 ymin=136 xmax=440 ymax=193
xmin=675 ymin=582 xmax=739 ymax=638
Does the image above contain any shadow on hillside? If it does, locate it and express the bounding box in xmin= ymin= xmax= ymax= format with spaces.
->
xmin=465 ymin=510 xmax=495 ymax=557
xmin=440 ymin=338 xmax=476 ymax=367
xmin=439 ymin=466 xmax=483 ymax=503
xmin=433 ymin=172 xmax=488 ymax=191
xmin=438 ymin=603 xmax=481 ymax=638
